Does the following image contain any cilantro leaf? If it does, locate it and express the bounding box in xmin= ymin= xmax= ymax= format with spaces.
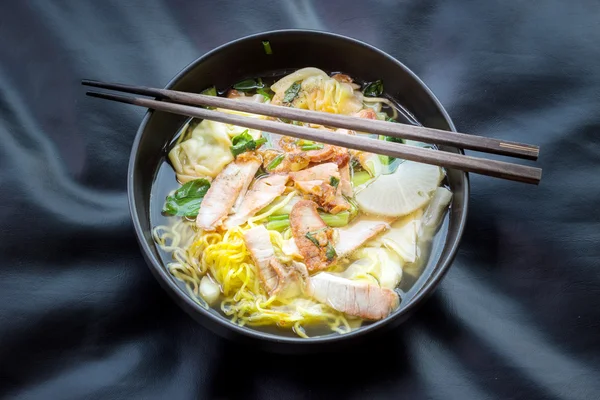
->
xmin=283 ymin=82 xmax=301 ymax=103
xmin=329 ymin=176 xmax=340 ymax=188
xmin=233 ymin=78 xmax=264 ymax=92
xmin=230 ymin=130 xmax=266 ymax=157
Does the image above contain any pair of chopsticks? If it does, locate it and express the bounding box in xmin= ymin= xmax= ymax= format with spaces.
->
xmin=82 ymin=80 xmax=542 ymax=184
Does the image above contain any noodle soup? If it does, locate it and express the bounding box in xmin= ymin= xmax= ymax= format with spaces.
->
xmin=151 ymin=68 xmax=452 ymax=338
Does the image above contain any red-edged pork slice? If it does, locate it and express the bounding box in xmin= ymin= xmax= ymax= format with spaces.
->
xmin=243 ymin=225 xmax=306 ymax=297
xmin=339 ymin=164 xmax=353 ymax=197
xmin=306 ymin=272 xmax=399 ymax=320
xmin=335 ymin=218 xmax=392 ymax=257
xmin=289 ymin=162 xmax=339 ymax=183
xmin=290 ymin=200 xmax=336 ymax=271
xmin=224 ymin=174 xmax=289 ymax=229
xmin=196 ymin=155 xmax=261 ymax=230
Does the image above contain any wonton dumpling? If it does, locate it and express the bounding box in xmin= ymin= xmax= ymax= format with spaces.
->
xmin=169 ymin=109 xmax=266 ymax=183
xmin=169 ymin=120 xmax=233 ymax=183
xmin=296 ymin=75 xmax=363 ymax=115
xmin=374 ymin=210 xmax=423 ymax=263
xmin=271 ymin=67 xmax=363 ymax=115
xmin=344 ymin=247 xmax=403 ymax=289
xmin=213 ymin=108 xmax=263 ymax=140
xmin=271 ymin=67 xmax=329 ymax=94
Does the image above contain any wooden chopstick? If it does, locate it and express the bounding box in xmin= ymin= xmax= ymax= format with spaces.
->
xmin=85 ymin=89 xmax=542 ymax=185
xmin=81 ymin=80 xmax=539 ymax=160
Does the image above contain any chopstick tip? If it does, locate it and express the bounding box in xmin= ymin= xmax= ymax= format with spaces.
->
xmin=81 ymin=79 xmax=101 ymax=87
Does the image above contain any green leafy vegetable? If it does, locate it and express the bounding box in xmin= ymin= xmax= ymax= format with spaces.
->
xmin=298 ymin=139 xmax=325 ymax=149
xmin=351 ymin=170 xmax=372 ymax=186
xmin=325 ymin=243 xmax=337 ymax=261
xmin=385 ymin=136 xmax=404 ymax=144
xmin=377 ymin=119 xmax=405 ymax=164
xmin=283 ymin=82 xmax=301 ymax=103
xmin=233 ymin=78 xmax=264 ymax=92
xmin=363 ymin=79 xmax=383 ymax=97
xmin=162 ymin=179 xmax=211 ymax=217
xmin=345 ymin=196 xmax=359 ymax=220
xmin=266 ymin=213 xmax=290 ymax=231
xmin=199 ymin=86 xmax=217 ymax=109
xmin=256 ymin=87 xmax=274 ymax=100
xmin=262 ymin=40 xmax=273 ymax=55
xmin=382 ymin=135 xmax=405 ymax=165
xmin=267 ymin=154 xmax=285 ymax=170
xmin=201 ymin=86 xmax=217 ymax=96
xmin=230 ymin=130 xmax=266 ymax=157
xmin=305 ymin=231 xmax=321 ymax=247
xmin=329 ymin=176 xmax=340 ymax=188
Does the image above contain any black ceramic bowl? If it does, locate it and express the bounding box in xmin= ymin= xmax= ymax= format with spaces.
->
xmin=128 ymin=29 xmax=469 ymax=352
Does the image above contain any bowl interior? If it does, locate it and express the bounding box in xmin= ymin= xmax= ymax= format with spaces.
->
xmin=129 ymin=30 xmax=468 ymax=347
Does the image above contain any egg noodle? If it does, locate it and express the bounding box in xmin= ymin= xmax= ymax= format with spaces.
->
xmin=153 ymin=194 xmax=352 ymax=338
xmin=149 ymin=67 xmax=436 ymax=338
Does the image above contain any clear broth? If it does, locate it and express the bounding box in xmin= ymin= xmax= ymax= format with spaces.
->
xmin=149 ymin=72 xmax=451 ymax=338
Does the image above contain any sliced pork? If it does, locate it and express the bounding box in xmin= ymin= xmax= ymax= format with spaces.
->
xmin=243 ymin=225 xmax=306 ymax=297
xmin=335 ymin=218 xmax=391 ymax=257
xmin=306 ymin=273 xmax=399 ymax=320
xmin=224 ymin=174 xmax=289 ymax=229
xmin=196 ymin=154 xmax=261 ymax=230
xmin=289 ymin=200 xmax=336 ymax=271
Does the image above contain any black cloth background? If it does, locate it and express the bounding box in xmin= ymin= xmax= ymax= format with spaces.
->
xmin=1 ymin=1 xmax=599 ymax=399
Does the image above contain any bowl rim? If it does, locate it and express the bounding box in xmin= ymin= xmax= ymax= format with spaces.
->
xmin=128 ymin=28 xmax=470 ymax=344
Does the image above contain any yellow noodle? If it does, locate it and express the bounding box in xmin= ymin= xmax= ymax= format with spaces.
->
xmin=153 ymin=220 xmax=353 ymax=337
xmin=362 ymin=97 xmax=398 ymax=119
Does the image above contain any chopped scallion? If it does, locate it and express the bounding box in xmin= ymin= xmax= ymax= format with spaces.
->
xmin=266 ymin=220 xmax=290 ymax=231
xmin=320 ymin=211 xmax=349 ymax=227
xmin=256 ymin=87 xmax=274 ymax=100
xmin=267 ymin=154 xmax=285 ymax=170
xmin=267 ymin=214 xmax=289 ymax=222
xmin=262 ymin=40 xmax=273 ymax=55
xmin=300 ymin=143 xmax=324 ymax=151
